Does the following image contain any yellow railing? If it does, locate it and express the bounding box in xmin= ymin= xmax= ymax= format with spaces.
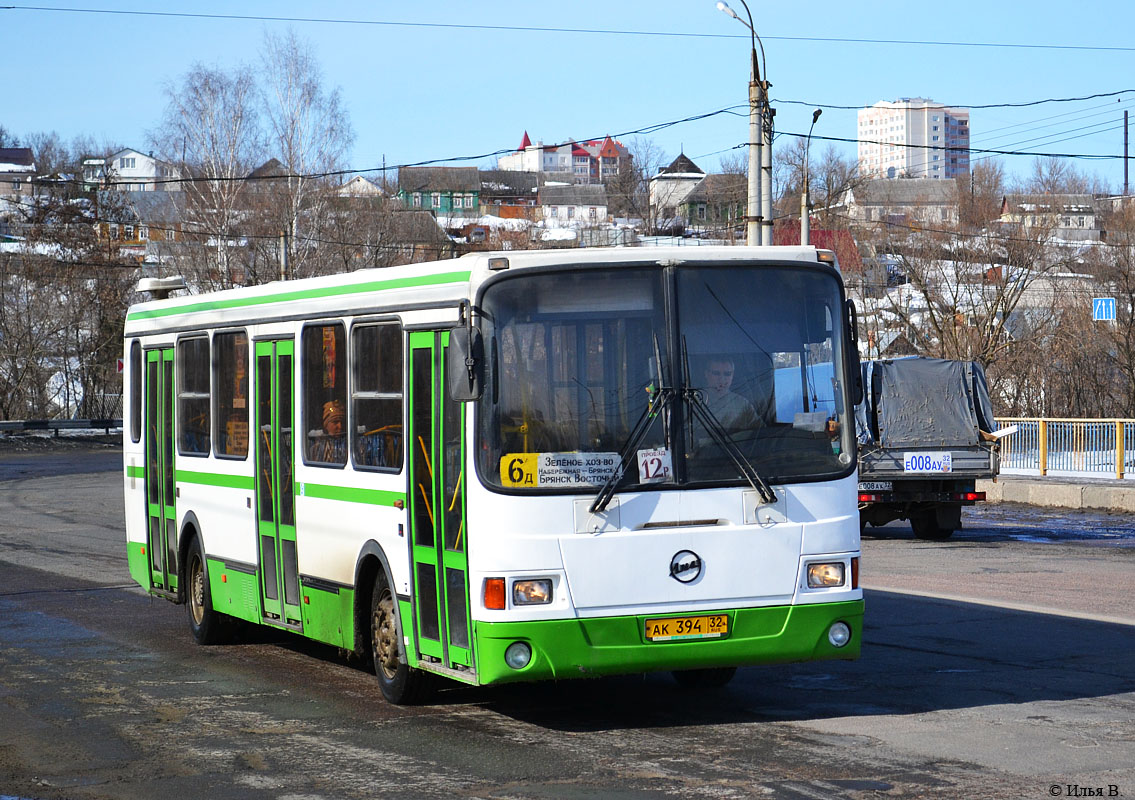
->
xmin=995 ymin=417 xmax=1135 ymax=480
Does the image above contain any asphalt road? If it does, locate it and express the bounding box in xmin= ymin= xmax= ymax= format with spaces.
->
xmin=1 ymin=449 xmax=1133 ymax=800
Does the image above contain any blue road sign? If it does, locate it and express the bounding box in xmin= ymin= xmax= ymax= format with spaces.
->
xmin=1093 ymin=297 xmax=1116 ymax=322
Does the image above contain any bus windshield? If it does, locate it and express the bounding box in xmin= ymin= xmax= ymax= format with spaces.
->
xmin=477 ymin=263 xmax=853 ymax=492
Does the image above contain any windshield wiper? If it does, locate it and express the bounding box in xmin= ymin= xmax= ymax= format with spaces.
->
xmin=684 ymin=391 xmax=776 ymax=504
xmin=681 ymin=339 xmax=776 ymax=504
xmin=589 ymin=386 xmax=672 ymax=514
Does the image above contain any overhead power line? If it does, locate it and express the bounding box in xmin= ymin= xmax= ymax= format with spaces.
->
xmin=4 ymin=5 xmax=1135 ymax=54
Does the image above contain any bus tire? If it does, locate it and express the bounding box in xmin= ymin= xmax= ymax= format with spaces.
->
xmin=672 ymin=666 xmax=737 ymax=689
xmin=186 ymin=535 xmax=228 ymax=645
xmin=370 ymin=572 xmax=430 ymax=705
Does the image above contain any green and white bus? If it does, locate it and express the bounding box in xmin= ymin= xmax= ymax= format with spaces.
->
xmin=123 ymin=246 xmax=864 ymax=703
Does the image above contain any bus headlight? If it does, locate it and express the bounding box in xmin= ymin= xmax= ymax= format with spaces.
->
xmin=513 ymin=579 xmax=553 ymax=606
xmin=807 ymin=562 xmax=846 ymax=588
xmin=505 ymin=641 xmax=532 ymax=669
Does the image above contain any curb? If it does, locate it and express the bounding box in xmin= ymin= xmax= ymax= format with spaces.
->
xmin=977 ymin=477 xmax=1135 ymax=513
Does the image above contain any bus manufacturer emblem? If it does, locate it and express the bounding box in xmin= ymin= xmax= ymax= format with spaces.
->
xmin=669 ymin=550 xmax=702 ymax=583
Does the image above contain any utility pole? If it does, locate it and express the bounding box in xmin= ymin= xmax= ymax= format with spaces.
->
xmin=718 ymin=1 xmax=768 ymax=246
xmin=279 ymin=231 xmax=288 ymax=282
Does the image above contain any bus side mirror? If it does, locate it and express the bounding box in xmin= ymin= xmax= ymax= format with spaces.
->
xmin=845 ymin=299 xmax=863 ymax=406
xmin=448 ymin=326 xmax=484 ymax=402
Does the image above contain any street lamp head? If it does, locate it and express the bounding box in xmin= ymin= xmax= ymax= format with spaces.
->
xmin=812 ymin=108 xmax=823 ymax=124
xmin=716 ymin=1 xmax=739 ymax=19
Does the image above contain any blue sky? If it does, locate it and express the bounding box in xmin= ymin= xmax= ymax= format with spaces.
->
xmin=4 ymin=1 xmax=1135 ymax=191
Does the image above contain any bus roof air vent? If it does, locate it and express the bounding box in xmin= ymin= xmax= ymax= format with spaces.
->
xmin=136 ymin=276 xmax=188 ymax=299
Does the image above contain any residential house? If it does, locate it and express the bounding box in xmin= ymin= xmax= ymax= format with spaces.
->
xmin=337 ymin=175 xmax=384 ymax=198
xmin=539 ymin=184 xmax=607 ymax=225
xmin=479 ymin=169 xmax=541 ymax=220
xmin=96 ymin=190 xmax=185 ymax=261
xmin=498 ymin=132 xmax=630 ymax=184
xmin=0 ymin=147 xmax=36 ymax=199
xmin=83 ymin=148 xmax=180 ymax=192
xmin=649 ymin=153 xmax=706 ymax=231
xmin=998 ymin=194 xmax=1101 ymax=242
xmin=842 ymin=178 xmax=959 ymax=228
xmin=396 ymin=167 xmax=480 ymax=217
xmin=681 ymin=172 xmax=746 ymax=234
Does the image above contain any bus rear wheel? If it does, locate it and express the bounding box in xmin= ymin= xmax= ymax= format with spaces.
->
xmin=672 ymin=667 xmax=737 ymax=689
xmin=186 ymin=536 xmax=228 ymax=645
xmin=370 ymin=573 xmax=430 ymax=705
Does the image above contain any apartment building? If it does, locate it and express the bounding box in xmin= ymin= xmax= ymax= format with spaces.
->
xmin=497 ymin=132 xmax=631 ymax=184
xmin=858 ymin=98 xmax=970 ymax=180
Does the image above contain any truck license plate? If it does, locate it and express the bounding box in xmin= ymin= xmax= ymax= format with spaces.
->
xmin=858 ymin=481 xmax=892 ymax=491
xmin=645 ymin=614 xmax=729 ymax=642
xmin=903 ymin=452 xmax=953 ymax=473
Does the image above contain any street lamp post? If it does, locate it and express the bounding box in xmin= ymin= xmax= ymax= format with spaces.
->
xmin=717 ymin=0 xmax=768 ymax=246
xmin=801 ymin=108 xmax=822 ymax=246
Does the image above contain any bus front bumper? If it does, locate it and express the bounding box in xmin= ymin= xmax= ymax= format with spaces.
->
xmin=473 ymin=599 xmax=863 ymax=685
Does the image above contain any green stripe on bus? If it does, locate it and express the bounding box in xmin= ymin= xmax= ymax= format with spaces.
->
xmin=299 ymin=482 xmax=405 ymax=507
xmin=126 ymin=465 xmax=145 ymax=479
xmin=176 ymin=470 xmax=256 ymax=490
xmin=127 ymin=270 xmax=472 ymax=321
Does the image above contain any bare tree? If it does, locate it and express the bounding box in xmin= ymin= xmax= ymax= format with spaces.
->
xmin=259 ymin=29 xmax=355 ymax=278
xmin=152 ymin=63 xmax=263 ymax=289
xmin=606 ymin=136 xmax=666 ymax=231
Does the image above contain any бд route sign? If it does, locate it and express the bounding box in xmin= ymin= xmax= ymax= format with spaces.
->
xmin=1093 ymin=297 xmax=1117 ymax=322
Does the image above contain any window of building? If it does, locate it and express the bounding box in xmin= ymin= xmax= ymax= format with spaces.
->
xmin=351 ymin=323 xmax=403 ymax=470
xmin=109 ymin=224 xmax=119 ymax=240
xmin=129 ymin=340 xmax=142 ymax=443
xmin=568 ymin=207 xmax=575 ymax=219
xmin=589 ymin=207 xmax=597 ymax=220
xmin=549 ymin=207 xmax=558 ymax=218
xmin=124 ymin=225 xmax=135 ymax=240
xmin=431 ymin=193 xmax=441 ymax=207
xmin=138 ymin=227 xmax=149 ymax=240
xmin=413 ymin=193 xmax=422 ymax=207
xmin=303 ymin=323 xmax=347 ymax=466
xmin=214 ymin=331 xmax=249 ymax=459
xmin=120 ymin=157 xmax=136 ymax=169
xmin=166 ymin=228 xmax=175 ymax=241
xmin=177 ymin=337 xmax=211 ymax=456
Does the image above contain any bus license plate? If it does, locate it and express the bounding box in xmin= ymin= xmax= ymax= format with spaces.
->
xmin=645 ymin=614 xmax=729 ymax=642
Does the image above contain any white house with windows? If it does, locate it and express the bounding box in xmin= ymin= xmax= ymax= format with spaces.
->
xmin=538 ymin=184 xmax=607 ymax=224
xmin=83 ymin=148 xmax=180 ymax=192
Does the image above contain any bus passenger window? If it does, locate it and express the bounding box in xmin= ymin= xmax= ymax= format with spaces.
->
xmin=129 ymin=340 xmax=142 ymax=443
xmin=214 ymin=331 xmax=249 ymax=458
xmin=177 ymin=337 xmax=211 ymax=455
xmin=303 ymin=323 xmax=347 ymax=465
xmin=351 ymin=323 xmax=403 ymax=470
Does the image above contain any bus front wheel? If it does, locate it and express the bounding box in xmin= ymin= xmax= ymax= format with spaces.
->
xmin=370 ymin=573 xmax=430 ymax=705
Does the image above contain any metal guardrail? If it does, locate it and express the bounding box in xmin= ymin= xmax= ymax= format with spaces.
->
xmin=0 ymin=419 xmax=122 ymax=436
xmin=996 ymin=417 xmax=1135 ymax=480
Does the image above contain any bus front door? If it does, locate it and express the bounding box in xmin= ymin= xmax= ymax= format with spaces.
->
xmin=144 ymin=347 xmax=177 ymax=596
xmin=408 ymin=330 xmax=473 ymax=676
xmin=254 ymin=339 xmax=302 ymax=629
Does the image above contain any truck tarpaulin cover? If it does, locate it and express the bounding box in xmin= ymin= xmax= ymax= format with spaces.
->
xmin=855 ymin=358 xmax=995 ymax=448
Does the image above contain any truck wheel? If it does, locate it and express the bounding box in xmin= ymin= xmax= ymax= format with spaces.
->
xmin=370 ymin=572 xmax=431 ymax=705
xmin=911 ymin=510 xmax=954 ymax=540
